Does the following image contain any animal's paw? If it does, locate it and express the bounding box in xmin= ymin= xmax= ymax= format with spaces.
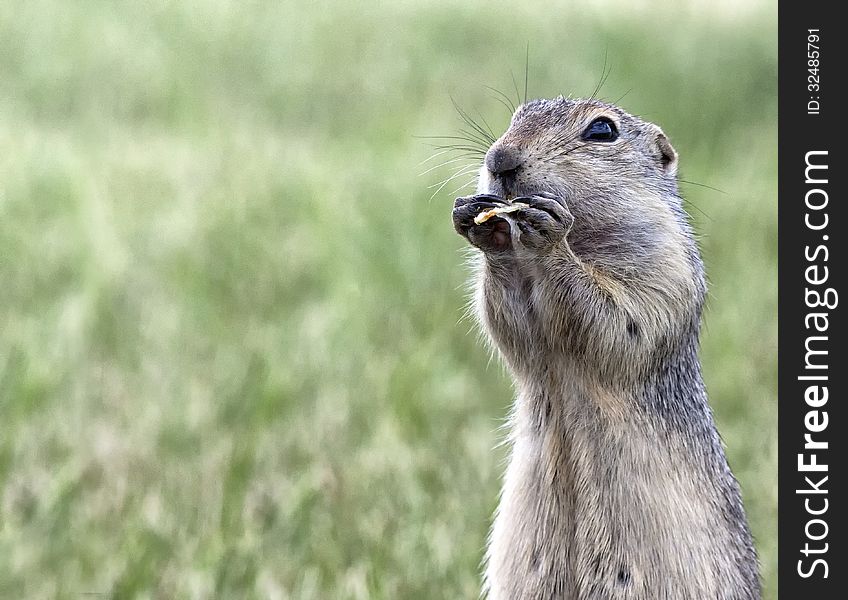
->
xmin=510 ymin=193 xmax=574 ymax=251
xmin=453 ymin=194 xmax=514 ymax=253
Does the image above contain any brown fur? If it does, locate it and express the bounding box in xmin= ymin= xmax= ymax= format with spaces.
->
xmin=451 ymin=97 xmax=760 ymax=599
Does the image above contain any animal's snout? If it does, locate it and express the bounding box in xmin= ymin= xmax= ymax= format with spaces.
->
xmin=485 ymin=145 xmax=522 ymax=179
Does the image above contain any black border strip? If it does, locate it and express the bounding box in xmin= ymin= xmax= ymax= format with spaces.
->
xmin=778 ymin=3 xmax=845 ymax=596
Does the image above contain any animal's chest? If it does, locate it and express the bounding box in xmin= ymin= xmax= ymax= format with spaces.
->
xmin=487 ymin=405 xmax=730 ymax=600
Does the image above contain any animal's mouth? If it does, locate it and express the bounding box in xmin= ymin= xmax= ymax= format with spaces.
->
xmin=484 ymin=187 xmax=541 ymax=205
xmin=498 ymin=175 xmax=519 ymax=201
xmin=482 ymin=178 xmax=530 ymax=204
xmin=479 ymin=161 xmax=557 ymax=204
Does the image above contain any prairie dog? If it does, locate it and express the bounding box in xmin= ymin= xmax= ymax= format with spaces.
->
xmin=451 ymin=97 xmax=760 ymax=599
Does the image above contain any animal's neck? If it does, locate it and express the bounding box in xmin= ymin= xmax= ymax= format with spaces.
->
xmin=485 ymin=345 xmax=757 ymax=599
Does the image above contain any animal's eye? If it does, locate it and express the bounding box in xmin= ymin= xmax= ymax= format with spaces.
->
xmin=582 ymin=117 xmax=618 ymax=142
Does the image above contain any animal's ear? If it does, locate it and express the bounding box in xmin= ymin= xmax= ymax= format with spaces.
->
xmin=651 ymin=126 xmax=678 ymax=176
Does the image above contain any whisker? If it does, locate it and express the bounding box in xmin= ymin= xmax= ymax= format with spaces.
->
xmin=678 ymin=177 xmax=724 ymax=222
xmin=429 ymin=166 xmax=481 ymax=199
xmin=546 ymin=141 xmax=586 ymax=161
xmin=590 ymin=48 xmax=611 ymax=101
xmin=424 ymin=143 xmax=487 ymax=155
xmin=682 ymin=197 xmax=713 ymax=222
xmin=612 ymin=87 xmax=633 ymax=105
xmin=448 ymin=178 xmax=478 ymax=197
xmin=427 ymin=165 xmax=480 ymax=190
xmin=487 ymin=93 xmax=516 ymax=117
xmin=475 ymin=110 xmax=498 ymax=144
xmin=485 ymin=85 xmax=516 ymax=114
xmin=678 ymin=179 xmax=727 ymax=195
xmin=451 ymin=97 xmax=496 ymax=145
xmin=418 ymin=155 xmax=477 ymax=176
xmin=457 ymin=127 xmax=496 ymax=149
xmin=415 ymin=132 xmax=488 ymax=146
xmin=546 ymin=130 xmax=581 ymax=148
xmin=510 ymin=71 xmax=522 ymax=108
xmin=414 ymin=134 xmax=485 ymax=144
xmin=416 ymin=133 xmax=488 ymax=153
xmin=418 ymin=147 xmax=455 ymax=165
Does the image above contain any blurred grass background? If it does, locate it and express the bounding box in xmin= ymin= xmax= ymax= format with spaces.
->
xmin=0 ymin=0 xmax=776 ymax=598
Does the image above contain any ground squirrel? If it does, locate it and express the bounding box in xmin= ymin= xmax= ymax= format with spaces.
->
xmin=452 ymin=97 xmax=760 ymax=599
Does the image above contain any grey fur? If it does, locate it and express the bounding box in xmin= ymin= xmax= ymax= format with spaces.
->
xmin=451 ymin=98 xmax=760 ymax=599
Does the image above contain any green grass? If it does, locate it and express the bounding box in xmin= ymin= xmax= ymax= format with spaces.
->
xmin=1 ymin=1 xmax=776 ymax=598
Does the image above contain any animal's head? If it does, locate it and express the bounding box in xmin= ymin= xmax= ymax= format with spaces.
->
xmin=477 ymin=97 xmax=684 ymax=250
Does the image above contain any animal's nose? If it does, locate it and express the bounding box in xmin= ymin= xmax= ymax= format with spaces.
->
xmin=485 ymin=145 xmax=522 ymax=177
